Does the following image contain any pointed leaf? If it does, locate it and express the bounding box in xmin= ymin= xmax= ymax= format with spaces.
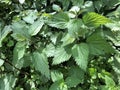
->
xmin=0 ymin=26 xmax=12 ymax=47
xmin=12 ymin=42 xmax=26 ymax=69
xmin=32 ymin=52 xmax=50 ymax=78
xmin=67 ymin=19 xmax=87 ymax=38
xmin=72 ymin=43 xmax=89 ymax=71
xmin=46 ymin=12 xmax=69 ymax=29
xmin=61 ymin=34 xmax=75 ymax=46
xmin=52 ymin=47 xmax=71 ymax=65
xmin=11 ymin=21 xmax=30 ymax=41
xmin=51 ymin=70 xmax=63 ymax=82
xmin=65 ymin=66 xmax=84 ymax=88
xmin=29 ymin=19 xmax=44 ymax=36
xmin=87 ymin=31 xmax=115 ymax=55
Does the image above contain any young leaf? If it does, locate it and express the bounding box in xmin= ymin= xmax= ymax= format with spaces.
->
xmin=52 ymin=47 xmax=71 ymax=65
xmin=72 ymin=43 xmax=89 ymax=71
xmin=32 ymin=52 xmax=50 ymax=78
xmin=83 ymin=12 xmax=111 ymax=27
xmin=51 ymin=70 xmax=63 ymax=82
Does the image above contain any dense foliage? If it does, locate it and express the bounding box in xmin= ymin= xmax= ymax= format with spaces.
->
xmin=0 ymin=0 xmax=120 ymax=90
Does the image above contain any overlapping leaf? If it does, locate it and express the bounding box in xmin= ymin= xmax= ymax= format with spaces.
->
xmin=46 ymin=12 xmax=69 ymax=29
xmin=52 ymin=47 xmax=71 ymax=65
xmin=86 ymin=31 xmax=115 ymax=55
xmin=72 ymin=43 xmax=89 ymax=71
xmin=32 ymin=52 xmax=50 ymax=78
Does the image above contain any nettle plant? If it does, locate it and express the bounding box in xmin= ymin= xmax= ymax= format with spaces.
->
xmin=0 ymin=0 xmax=120 ymax=90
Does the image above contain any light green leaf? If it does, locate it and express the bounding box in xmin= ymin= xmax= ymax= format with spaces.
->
xmin=52 ymin=4 xmax=61 ymax=11
xmin=61 ymin=33 xmax=75 ymax=46
xmin=0 ymin=25 xmax=12 ymax=47
xmin=72 ymin=43 xmax=89 ymax=71
xmin=67 ymin=19 xmax=87 ymax=38
xmin=87 ymin=31 xmax=115 ymax=55
xmin=105 ymin=75 xmax=115 ymax=87
xmin=46 ymin=12 xmax=69 ymax=29
xmin=83 ymin=12 xmax=111 ymax=27
xmin=29 ymin=19 xmax=44 ymax=36
xmin=0 ymin=59 xmax=4 ymax=66
xmin=65 ymin=66 xmax=84 ymax=88
xmin=43 ymin=43 xmax=55 ymax=57
xmin=49 ymin=80 xmax=68 ymax=90
xmin=52 ymin=47 xmax=71 ymax=65
xmin=11 ymin=21 xmax=30 ymax=41
xmin=13 ymin=42 xmax=26 ymax=60
xmin=23 ymin=10 xmax=38 ymax=24
xmin=12 ymin=41 xmax=26 ymax=69
xmin=51 ymin=70 xmax=63 ymax=82
xmin=32 ymin=52 xmax=50 ymax=78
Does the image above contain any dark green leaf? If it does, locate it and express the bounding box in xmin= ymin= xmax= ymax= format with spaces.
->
xmin=87 ymin=31 xmax=115 ymax=55
xmin=65 ymin=66 xmax=84 ymax=88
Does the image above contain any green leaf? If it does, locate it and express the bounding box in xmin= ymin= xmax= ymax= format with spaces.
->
xmin=12 ymin=41 xmax=26 ymax=69
xmin=46 ymin=12 xmax=69 ymax=29
xmin=0 ymin=74 xmax=17 ymax=90
xmin=49 ymin=80 xmax=68 ymax=90
xmin=11 ymin=21 xmax=30 ymax=41
xmin=83 ymin=12 xmax=111 ymax=27
xmin=105 ymin=75 xmax=115 ymax=87
xmin=67 ymin=19 xmax=87 ymax=38
xmin=61 ymin=33 xmax=75 ymax=46
xmin=0 ymin=59 xmax=4 ymax=66
xmin=0 ymin=25 xmax=12 ymax=47
xmin=86 ymin=31 xmax=115 ymax=55
xmin=23 ymin=10 xmax=38 ymax=24
xmin=32 ymin=52 xmax=50 ymax=78
xmin=43 ymin=43 xmax=55 ymax=57
xmin=52 ymin=4 xmax=61 ymax=11
xmin=52 ymin=47 xmax=71 ymax=65
xmin=51 ymin=70 xmax=63 ymax=82
xmin=13 ymin=42 xmax=26 ymax=60
xmin=65 ymin=66 xmax=84 ymax=88
xmin=71 ymin=0 xmax=84 ymax=7
xmin=29 ymin=18 xmax=44 ymax=36
xmin=72 ymin=43 xmax=89 ymax=71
